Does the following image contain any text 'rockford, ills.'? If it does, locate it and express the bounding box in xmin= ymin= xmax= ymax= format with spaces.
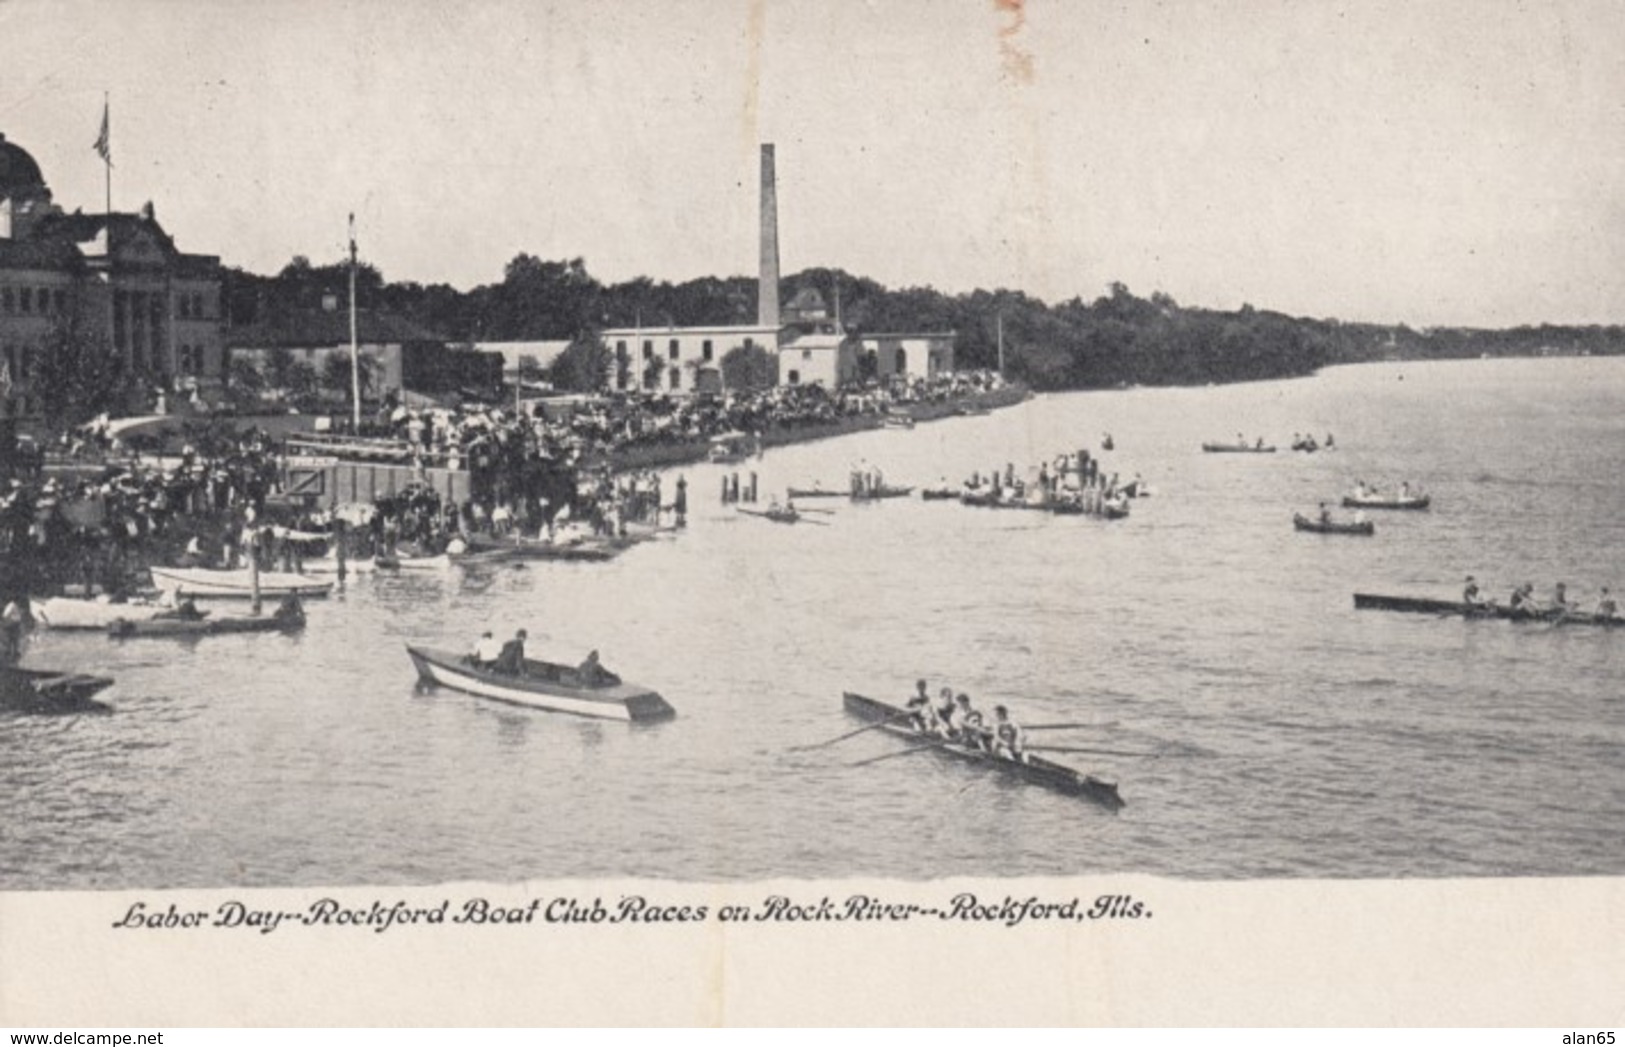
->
xmin=111 ymin=894 xmax=1150 ymax=934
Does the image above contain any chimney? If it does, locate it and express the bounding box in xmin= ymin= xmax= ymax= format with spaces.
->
xmin=758 ymin=143 xmax=780 ymax=328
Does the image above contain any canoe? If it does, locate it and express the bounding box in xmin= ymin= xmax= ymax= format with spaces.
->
xmin=1202 ymin=442 xmax=1276 ymax=453
xmin=1352 ymin=592 xmax=1623 ymax=626
xmin=1342 ymin=494 xmax=1430 ymax=510
xmin=0 ymin=665 xmax=114 ymax=714
xmin=785 ymin=487 xmax=847 ymax=499
xmin=31 ymin=596 xmax=202 ymax=631
xmin=109 ymin=602 xmax=306 ymax=638
xmin=406 ymin=646 xmax=676 ymax=722
xmin=149 ymin=566 xmax=334 ymax=598
xmin=841 ymin=692 xmax=1124 ymax=810
xmin=1293 ymin=513 xmax=1374 ymax=535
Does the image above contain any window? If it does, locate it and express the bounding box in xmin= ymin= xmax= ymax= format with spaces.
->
xmin=668 ymin=339 xmax=679 ymax=360
xmin=21 ymin=346 xmax=38 ymax=378
xmin=192 ymin=293 xmax=204 ymax=318
xmin=802 ymin=349 xmax=812 ymax=359
xmin=668 ymin=366 xmax=680 ymax=389
xmin=1 ymin=287 xmax=10 ymax=314
xmin=37 ymin=288 xmax=50 ymax=313
xmin=702 ymin=339 xmax=713 ymax=362
xmin=642 ymin=340 xmax=653 ymax=359
xmin=786 ymin=369 xmax=800 ymax=385
xmin=178 ymin=295 xmax=191 ymax=320
xmin=615 ymin=340 xmax=627 ymax=358
xmin=52 ymin=289 xmax=65 ymax=314
xmin=19 ymin=288 xmax=30 ymax=315
xmin=743 ymin=338 xmax=754 ymax=350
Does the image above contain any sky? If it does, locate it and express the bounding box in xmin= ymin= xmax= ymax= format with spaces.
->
xmin=3 ymin=0 xmax=1624 ymax=328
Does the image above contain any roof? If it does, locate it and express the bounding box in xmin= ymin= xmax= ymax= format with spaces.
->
xmin=601 ymin=324 xmax=784 ymax=338
xmin=0 ymin=133 xmax=45 ymax=195
xmin=857 ymin=331 xmax=958 ymax=342
xmin=225 ymin=309 xmax=448 ymax=349
xmin=0 ymin=236 xmax=83 ymax=272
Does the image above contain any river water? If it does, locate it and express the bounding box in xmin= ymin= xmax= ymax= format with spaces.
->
xmin=4 ymin=356 xmax=1622 ymax=888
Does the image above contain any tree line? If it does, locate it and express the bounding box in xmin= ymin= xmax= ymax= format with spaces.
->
xmin=223 ymin=255 xmax=1625 ymax=394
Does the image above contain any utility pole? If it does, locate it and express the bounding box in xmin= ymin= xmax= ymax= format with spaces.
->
xmin=348 ymin=214 xmax=361 ymax=432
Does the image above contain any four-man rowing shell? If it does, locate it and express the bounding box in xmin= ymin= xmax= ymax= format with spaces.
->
xmin=842 ymin=692 xmax=1124 ymax=810
xmin=406 ymin=646 xmax=676 ymax=722
xmin=1353 ymin=593 xmax=1624 ymax=626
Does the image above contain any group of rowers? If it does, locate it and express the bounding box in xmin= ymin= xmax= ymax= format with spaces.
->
xmin=1462 ymin=577 xmax=1618 ymax=620
xmin=904 ymin=680 xmax=1027 ymax=761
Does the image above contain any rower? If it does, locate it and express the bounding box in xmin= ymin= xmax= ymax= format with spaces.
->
xmin=936 ymin=687 xmax=959 ymax=738
xmin=1318 ymin=501 xmax=1332 ymax=526
xmin=1508 ymin=583 xmax=1534 ymax=615
xmin=991 ymin=705 xmax=1026 ymax=763
xmin=1462 ymin=575 xmax=1483 ymax=607
xmin=578 ymin=649 xmax=608 ymax=686
xmin=1596 ymin=587 xmax=1618 ymax=621
xmin=1549 ymin=582 xmax=1570 ymax=620
xmin=906 ymin=679 xmax=933 ymax=731
xmin=955 ymin=693 xmax=988 ymax=749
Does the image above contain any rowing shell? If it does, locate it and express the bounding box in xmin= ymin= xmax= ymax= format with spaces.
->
xmin=1293 ymin=513 xmax=1374 ymax=535
xmin=1353 ymin=593 xmax=1623 ymax=626
xmin=841 ymin=692 xmax=1124 ymax=810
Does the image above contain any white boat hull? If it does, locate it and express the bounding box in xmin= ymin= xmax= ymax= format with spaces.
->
xmin=149 ymin=567 xmax=333 ymax=598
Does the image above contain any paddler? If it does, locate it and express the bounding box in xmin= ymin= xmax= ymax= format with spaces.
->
xmin=1596 ymin=587 xmax=1618 ymax=622
xmin=1462 ymin=575 xmax=1483 ymax=608
xmin=991 ymin=705 xmax=1026 ymax=763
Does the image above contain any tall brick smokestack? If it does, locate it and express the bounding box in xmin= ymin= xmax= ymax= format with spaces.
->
xmin=758 ymin=143 xmax=780 ymax=328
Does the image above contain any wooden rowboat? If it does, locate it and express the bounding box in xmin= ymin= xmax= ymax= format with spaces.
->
xmin=406 ymin=646 xmax=676 ymax=722
xmin=1353 ymin=592 xmax=1623 ymax=626
xmin=841 ymin=692 xmax=1124 ymax=810
xmin=149 ymin=566 xmax=333 ymax=598
xmin=109 ymin=601 xmax=306 ymax=638
xmin=1293 ymin=513 xmax=1374 ymax=535
xmin=0 ymin=665 xmax=114 ymax=714
xmin=31 ymin=596 xmax=201 ymax=631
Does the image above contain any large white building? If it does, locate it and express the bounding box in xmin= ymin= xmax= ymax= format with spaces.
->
xmin=598 ymin=144 xmax=953 ymax=396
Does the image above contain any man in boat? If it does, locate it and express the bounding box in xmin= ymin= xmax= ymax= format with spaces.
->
xmin=1548 ymin=582 xmax=1570 ymax=622
xmin=272 ymin=595 xmax=304 ymax=623
xmin=1508 ymin=583 xmax=1535 ymax=616
xmin=906 ymin=679 xmax=935 ymax=732
xmin=955 ymin=693 xmax=989 ymax=750
xmin=935 ymin=686 xmax=960 ymax=738
xmin=470 ymin=630 xmax=502 ymax=668
xmin=1318 ymin=502 xmax=1332 ymax=526
xmin=577 ymin=649 xmax=616 ymax=686
xmin=1462 ymin=575 xmax=1484 ymax=609
xmin=493 ymin=629 xmax=528 ymax=675
xmin=1596 ymin=587 xmax=1618 ymax=622
xmin=991 ymin=705 xmax=1027 ymax=763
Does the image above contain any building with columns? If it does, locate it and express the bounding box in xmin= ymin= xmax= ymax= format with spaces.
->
xmin=0 ymin=130 xmax=223 ymax=422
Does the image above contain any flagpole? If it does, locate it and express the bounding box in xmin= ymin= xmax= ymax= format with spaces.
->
xmin=97 ymin=92 xmax=112 ymax=217
xmin=348 ymin=214 xmax=361 ymax=432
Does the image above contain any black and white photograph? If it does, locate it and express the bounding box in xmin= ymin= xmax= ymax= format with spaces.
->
xmin=2 ymin=0 xmax=1622 ymax=1028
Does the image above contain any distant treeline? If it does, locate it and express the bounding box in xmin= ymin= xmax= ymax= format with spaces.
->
xmin=222 ymin=256 xmax=1625 ymax=391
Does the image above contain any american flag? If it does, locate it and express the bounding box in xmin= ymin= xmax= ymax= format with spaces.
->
xmin=93 ymin=100 xmax=111 ymax=165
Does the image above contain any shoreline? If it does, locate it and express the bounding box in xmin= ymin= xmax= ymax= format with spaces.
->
xmin=599 ymin=382 xmax=1031 ymax=473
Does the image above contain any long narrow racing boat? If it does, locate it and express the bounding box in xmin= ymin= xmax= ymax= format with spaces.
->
xmin=841 ymin=692 xmax=1124 ymax=810
xmin=406 ymin=646 xmax=676 ymax=722
xmin=1202 ymin=442 xmax=1276 ymax=453
xmin=1342 ymin=493 xmax=1430 ymax=510
xmin=1353 ymin=592 xmax=1623 ymax=626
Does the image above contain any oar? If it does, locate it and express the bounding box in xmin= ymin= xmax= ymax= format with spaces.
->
xmin=1023 ymin=722 xmax=1113 ymax=732
xmin=850 ymin=739 xmax=950 ymax=768
xmin=789 ymin=711 xmax=914 ymax=752
xmin=1027 ymin=744 xmax=1196 ymax=759
xmin=791 ymin=516 xmax=830 ymax=526
xmin=796 ymin=506 xmax=837 ymax=515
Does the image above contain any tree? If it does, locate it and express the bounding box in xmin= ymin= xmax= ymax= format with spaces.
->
xmin=34 ymin=319 xmax=126 ymax=430
xmin=321 ymin=351 xmax=378 ymax=403
xmin=549 ymin=334 xmax=611 ymax=393
xmin=226 ymin=355 xmax=266 ymax=410
xmin=284 ymin=361 xmax=320 ymax=412
xmin=720 ymin=343 xmax=776 ymax=392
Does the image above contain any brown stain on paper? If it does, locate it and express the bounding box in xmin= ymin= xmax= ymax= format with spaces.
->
xmin=995 ymin=0 xmax=1035 ymax=85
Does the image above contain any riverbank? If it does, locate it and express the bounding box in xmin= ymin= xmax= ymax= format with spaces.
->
xmin=601 ymin=382 xmax=1031 ymax=472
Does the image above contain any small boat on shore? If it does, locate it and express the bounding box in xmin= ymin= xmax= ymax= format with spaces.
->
xmin=406 ymin=646 xmax=676 ymax=722
xmin=841 ymin=692 xmax=1123 ymax=810
xmin=0 ymin=665 xmax=115 ymax=714
xmin=1293 ymin=513 xmax=1374 ymax=535
xmin=707 ymin=431 xmax=756 ymax=464
xmin=149 ymin=566 xmax=334 ymax=599
xmin=1353 ymin=592 xmax=1622 ymax=626
xmin=1343 ymin=493 xmax=1430 ymax=510
xmin=881 ymin=412 xmax=916 ymax=430
xmin=1202 ymin=441 xmax=1276 ymax=453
